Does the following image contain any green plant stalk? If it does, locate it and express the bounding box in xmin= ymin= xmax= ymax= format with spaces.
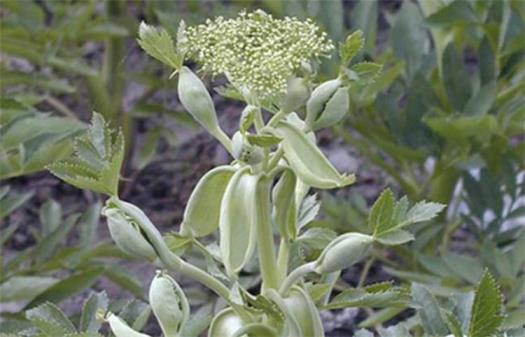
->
xmin=319 ymin=271 xmax=341 ymax=305
xmin=279 ymin=262 xmax=316 ymax=295
xmin=276 ymin=238 xmax=290 ymax=283
xmin=255 ymin=176 xmax=279 ymax=290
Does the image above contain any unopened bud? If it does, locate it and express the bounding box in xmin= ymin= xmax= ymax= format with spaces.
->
xmin=310 ymin=87 xmax=349 ymax=130
xmin=232 ymin=132 xmax=264 ymax=165
xmin=315 ymin=233 xmax=373 ymax=273
xmin=282 ymin=78 xmax=309 ymax=113
xmin=149 ymin=270 xmax=189 ymax=337
xmin=178 ymin=66 xmax=219 ymax=134
xmin=104 ymin=207 xmax=157 ymax=261
xmin=305 ymin=79 xmax=342 ymax=128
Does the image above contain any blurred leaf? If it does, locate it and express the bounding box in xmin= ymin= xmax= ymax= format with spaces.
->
xmin=442 ymin=43 xmax=472 ymax=111
xmin=26 ymin=302 xmax=76 ymax=335
xmin=78 ymin=201 xmax=102 ymax=248
xmin=0 ymin=190 xmax=33 ymax=219
xmin=134 ymin=128 xmax=160 ymax=170
xmin=324 ymin=282 xmax=410 ymax=309
xmin=350 ymin=0 xmax=377 ymax=55
xmin=80 ymin=291 xmax=108 ymax=332
xmin=425 ymin=0 xmax=479 ymax=27
xmin=39 ymin=199 xmax=62 ymax=236
xmin=0 ymin=70 xmax=75 ymax=93
xmin=0 ymin=276 xmax=58 ymax=302
xmin=411 ymin=283 xmax=448 ymax=336
xmin=26 ymin=266 xmax=105 ymax=308
xmin=425 ymin=115 xmax=499 ymax=144
xmin=463 ymin=81 xmax=497 ymax=116
xmin=33 ymin=213 xmax=79 ymax=264
xmin=350 ymin=62 xmax=383 ymax=84
xmin=442 ymin=252 xmax=484 ymax=284
xmin=390 ymin=0 xmax=428 ymax=79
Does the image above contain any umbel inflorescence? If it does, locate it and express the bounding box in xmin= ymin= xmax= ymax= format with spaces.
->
xmin=184 ymin=10 xmax=334 ymax=101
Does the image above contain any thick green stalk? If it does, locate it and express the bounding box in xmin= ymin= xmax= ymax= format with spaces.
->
xmin=255 ymin=176 xmax=279 ymax=290
xmin=276 ymin=238 xmax=290 ymax=283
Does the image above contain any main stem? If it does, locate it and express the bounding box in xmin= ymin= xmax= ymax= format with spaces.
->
xmin=255 ymin=176 xmax=279 ymax=290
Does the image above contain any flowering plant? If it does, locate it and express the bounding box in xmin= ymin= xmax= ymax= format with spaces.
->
xmin=44 ymin=10 xmax=511 ymax=337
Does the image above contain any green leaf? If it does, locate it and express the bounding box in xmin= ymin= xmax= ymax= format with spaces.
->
xmin=350 ymin=0 xmax=377 ymax=54
xmin=340 ymin=30 xmax=364 ymax=65
xmin=0 ymin=276 xmax=58 ymax=303
xmin=39 ymin=199 xmax=62 ymax=236
xmin=442 ymin=252 xmax=484 ymax=284
xmin=26 ymin=302 xmax=76 ymax=334
xmin=425 ymin=0 xmax=479 ymax=27
xmin=351 ymin=62 xmax=383 ymax=84
xmin=137 ymin=22 xmax=182 ymax=70
xmin=390 ymin=0 xmax=428 ymax=79
xmin=374 ymin=230 xmax=414 ymax=245
xmin=0 ymin=190 xmax=33 ymax=219
xmin=26 ymin=267 xmax=105 ymax=308
xmin=468 ymin=271 xmax=504 ymax=337
xmin=442 ymin=42 xmax=472 ymax=111
xmin=411 ymin=283 xmax=448 ymax=336
xmin=324 ymin=283 xmax=410 ymax=309
xmin=405 ymin=201 xmax=446 ymax=224
xmin=463 ymin=81 xmax=497 ymax=116
xmin=48 ymin=113 xmax=124 ymax=196
xmin=80 ymin=292 xmax=108 ymax=332
xmin=369 ymin=189 xmax=395 ymax=236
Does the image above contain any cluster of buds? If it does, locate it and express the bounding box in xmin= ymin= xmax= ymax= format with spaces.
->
xmin=184 ymin=10 xmax=334 ymax=101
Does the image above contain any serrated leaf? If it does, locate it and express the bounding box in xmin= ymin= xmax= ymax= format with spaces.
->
xmin=80 ymin=292 xmax=108 ymax=332
xmin=340 ymin=30 xmax=364 ymax=65
xmin=406 ymin=201 xmax=446 ymax=224
xmin=137 ymin=22 xmax=181 ymax=70
xmin=370 ymin=189 xmax=395 ymax=236
xmin=26 ymin=302 xmax=76 ymax=334
xmin=468 ymin=271 xmax=504 ymax=337
xmin=324 ymin=283 xmax=410 ymax=310
xmin=351 ymin=62 xmax=382 ymax=83
xmin=375 ymin=230 xmax=414 ymax=245
xmin=47 ymin=113 xmax=124 ymax=196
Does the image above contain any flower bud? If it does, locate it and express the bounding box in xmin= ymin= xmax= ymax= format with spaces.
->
xmin=178 ymin=66 xmax=219 ymax=134
xmin=208 ymin=307 xmax=247 ymax=337
xmin=315 ymin=233 xmax=373 ymax=273
xmin=103 ymin=207 xmax=157 ymax=261
xmin=305 ymin=79 xmax=342 ymax=128
xmin=106 ymin=313 xmax=151 ymax=337
xmin=149 ymin=270 xmax=189 ymax=337
xmin=282 ymin=77 xmax=309 ymax=113
xmin=310 ymin=87 xmax=349 ymax=130
xmin=232 ymin=131 xmax=264 ymax=165
xmin=284 ymin=287 xmax=324 ymax=337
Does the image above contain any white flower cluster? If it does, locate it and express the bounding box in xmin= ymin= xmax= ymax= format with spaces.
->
xmin=184 ymin=10 xmax=334 ymax=101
